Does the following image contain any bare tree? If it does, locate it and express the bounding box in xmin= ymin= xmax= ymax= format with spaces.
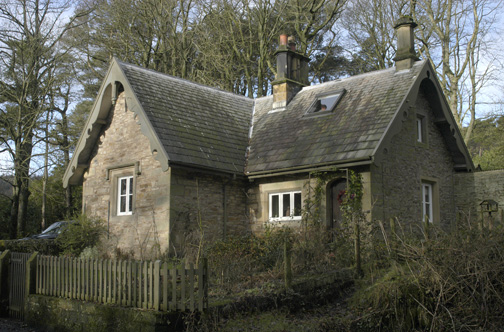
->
xmin=341 ymin=0 xmax=404 ymax=70
xmin=341 ymin=0 xmax=503 ymax=143
xmin=414 ymin=0 xmax=502 ymax=142
xmin=195 ymin=0 xmax=287 ymax=97
xmin=194 ymin=0 xmax=348 ymax=96
xmin=73 ymin=0 xmax=349 ymax=97
xmin=0 ymin=0 xmax=88 ymax=237
xmin=72 ymin=0 xmax=197 ymax=86
xmin=287 ymin=0 xmax=347 ymax=56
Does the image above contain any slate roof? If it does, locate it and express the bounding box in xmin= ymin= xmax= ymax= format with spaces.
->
xmin=118 ymin=61 xmax=253 ymax=175
xmin=65 ymin=58 xmax=471 ymax=187
xmin=245 ymin=61 xmax=425 ymax=174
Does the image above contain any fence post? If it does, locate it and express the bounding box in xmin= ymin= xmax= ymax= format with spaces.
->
xmin=198 ymin=258 xmax=208 ymax=312
xmin=25 ymin=252 xmax=38 ymax=296
xmin=153 ymin=260 xmax=160 ymax=311
xmin=202 ymin=257 xmax=208 ymax=310
xmin=0 ymin=250 xmax=11 ymax=314
xmin=24 ymin=252 xmax=38 ymax=316
xmin=354 ymin=216 xmax=363 ymax=278
xmin=0 ymin=250 xmax=11 ymax=297
xmin=283 ymin=240 xmax=292 ymax=290
xmin=389 ymin=218 xmax=397 ymax=260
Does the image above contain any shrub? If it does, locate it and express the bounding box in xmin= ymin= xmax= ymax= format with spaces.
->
xmin=56 ymin=214 xmax=106 ymax=257
xmin=205 ymin=228 xmax=296 ymax=291
xmin=206 ymin=234 xmax=266 ymax=288
xmin=350 ymin=262 xmax=431 ymax=331
xmin=260 ymin=226 xmax=294 ymax=269
xmin=79 ymin=246 xmax=101 ymax=259
xmin=205 ymin=224 xmax=355 ymax=295
xmin=349 ymin=222 xmax=504 ymax=331
xmin=0 ymin=238 xmax=62 ymax=255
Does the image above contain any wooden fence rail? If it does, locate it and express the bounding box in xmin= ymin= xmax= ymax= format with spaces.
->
xmin=35 ymin=256 xmax=208 ymax=312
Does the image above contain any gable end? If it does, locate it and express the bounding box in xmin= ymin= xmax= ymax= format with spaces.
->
xmin=63 ymin=59 xmax=169 ymax=187
xmin=374 ymin=61 xmax=474 ymax=172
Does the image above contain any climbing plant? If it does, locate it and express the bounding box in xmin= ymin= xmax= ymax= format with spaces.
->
xmin=302 ymin=168 xmax=341 ymax=226
xmin=340 ymin=170 xmax=363 ymax=220
xmin=340 ymin=170 xmax=365 ymax=277
xmin=301 ymin=168 xmax=373 ymax=277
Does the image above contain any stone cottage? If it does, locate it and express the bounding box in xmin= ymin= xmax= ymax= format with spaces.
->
xmin=64 ymin=18 xmax=476 ymax=258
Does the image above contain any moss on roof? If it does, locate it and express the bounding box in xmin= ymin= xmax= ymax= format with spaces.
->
xmin=246 ymin=62 xmax=425 ymax=174
xmin=119 ymin=61 xmax=253 ymax=174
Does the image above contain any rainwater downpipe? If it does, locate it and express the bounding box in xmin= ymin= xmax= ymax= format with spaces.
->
xmin=307 ymin=172 xmax=312 ymax=234
xmin=107 ymin=201 xmax=110 ymax=239
xmin=222 ymin=180 xmax=229 ymax=240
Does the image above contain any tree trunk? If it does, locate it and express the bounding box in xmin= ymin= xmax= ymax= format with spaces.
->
xmin=42 ymin=113 xmax=49 ymax=230
xmin=60 ymin=111 xmax=73 ymax=215
xmin=10 ymin=189 xmax=20 ymax=239
xmin=15 ymin=132 xmax=34 ymax=238
xmin=17 ymin=182 xmax=30 ymax=237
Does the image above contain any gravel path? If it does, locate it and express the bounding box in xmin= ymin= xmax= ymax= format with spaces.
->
xmin=0 ymin=318 xmax=41 ymax=332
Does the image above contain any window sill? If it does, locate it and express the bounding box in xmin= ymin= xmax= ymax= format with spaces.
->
xmin=267 ymin=218 xmax=302 ymax=226
xmin=110 ymin=214 xmax=135 ymax=222
xmin=303 ymin=111 xmax=334 ymax=119
xmin=269 ymin=217 xmax=301 ymax=221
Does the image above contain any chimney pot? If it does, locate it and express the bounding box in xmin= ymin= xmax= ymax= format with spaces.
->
xmin=279 ymin=34 xmax=288 ymax=46
xmin=272 ymin=34 xmax=310 ymax=110
xmin=288 ymin=36 xmax=296 ymax=51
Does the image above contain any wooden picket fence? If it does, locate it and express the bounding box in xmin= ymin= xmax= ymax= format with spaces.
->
xmin=35 ymin=255 xmax=208 ymax=312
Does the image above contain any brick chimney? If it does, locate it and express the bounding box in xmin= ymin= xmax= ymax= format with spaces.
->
xmin=271 ymin=35 xmax=310 ymax=110
xmin=393 ymin=16 xmax=419 ymax=70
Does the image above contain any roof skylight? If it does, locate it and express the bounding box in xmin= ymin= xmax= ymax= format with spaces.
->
xmin=306 ymin=89 xmax=345 ymax=116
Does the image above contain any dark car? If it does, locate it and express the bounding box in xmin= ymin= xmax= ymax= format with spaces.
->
xmin=21 ymin=221 xmax=71 ymax=240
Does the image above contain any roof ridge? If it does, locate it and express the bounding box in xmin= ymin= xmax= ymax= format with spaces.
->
xmin=302 ymin=60 xmax=425 ymax=91
xmin=116 ymin=59 xmax=253 ymax=102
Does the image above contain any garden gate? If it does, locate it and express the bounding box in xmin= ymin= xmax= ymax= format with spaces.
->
xmin=8 ymin=252 xmax=31 ymax=319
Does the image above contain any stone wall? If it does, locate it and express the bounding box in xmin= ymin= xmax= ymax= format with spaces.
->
xmin=246 ymin=168 xmax=372 ymax=232
xmin=81 ymin=93 xmax=253 ymax=258
xmin=169 ymin=168 xmax=250 ymax=256
xmin=247 ymin=174 xmax=309 ymax=232
xmin=82 ymin=92 xmax=171 ymax=259
xmin=454 ymin=169 xmax=504 ymax=224
xmin=371 ymin=89 xmax=457 ymax=228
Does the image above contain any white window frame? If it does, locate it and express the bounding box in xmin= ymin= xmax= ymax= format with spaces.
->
xmin=268 ymin=191 xmax=302 ymax=221
xmin=117 ymin=175 xmax=134 ymax=216
xmin=422 ymin=183 xmax=433 ymax=223
xmin=416 ymin=117 xmax=423 ymax=142
xmin=416 ymin=115 xmax=427 ymax=144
